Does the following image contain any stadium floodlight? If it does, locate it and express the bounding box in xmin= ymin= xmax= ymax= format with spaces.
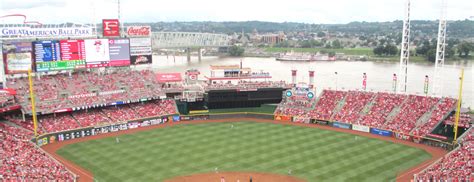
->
xmin=398 ymin=0 xmax=411 ymax=94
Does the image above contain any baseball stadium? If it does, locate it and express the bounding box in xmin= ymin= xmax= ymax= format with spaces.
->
xmin=1 ymin=1 xmax=473 ymax=182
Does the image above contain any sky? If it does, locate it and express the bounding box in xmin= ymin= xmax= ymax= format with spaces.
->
xmin=0 ymin=0 xmax=473 ymax=24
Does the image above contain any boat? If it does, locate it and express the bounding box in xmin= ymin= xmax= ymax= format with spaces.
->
xmin=276 ymin=50 xmax=336 ymax=61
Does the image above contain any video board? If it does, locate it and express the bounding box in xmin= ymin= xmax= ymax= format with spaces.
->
xmin=2 ymin=42 xmax=32 ymax=74
xmin=108 ymin=39 xmax=130 ymax=66
xmin=84 ymin=39 xmax=110 ymax=68
xmin=33 ymin=40 xmax=87 ymax=72
xmin=129 ymin=37 xmax=152 ymax=65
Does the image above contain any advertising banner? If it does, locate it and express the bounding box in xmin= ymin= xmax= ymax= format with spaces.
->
xmin=130 ymin=47 xmax=152 ymax=55
xmin=84 ymin=39 xmax=110 ymax=68
xmin=1 ymin=27 xmax=93 ymax=37
xmin=126 ymin=26 xmax=151 ymax=37
xmin=332 ymin=122 xmax=351 ymax=129
xmin=130 ymin=55 xmax=152 ymax=65
xmin=108 ymin=39 xmax=130 ymax=66
xmin=102 ymin=19 xmax=120 ymax=37
xmin=352 ymin=124 xmax=370 ymax=133
xmin=314 ymin=120 xmax=329 ymax=125
xmin=36 ymin=136 xmax=49 ymax=146
xmin=156 ymin=73 xmax=182 ymax=83
xmin=370 ymin=128 xmax=392 ymax=137
xmin=130 ymin=37 xmax=152 ymax=47
xmin=172 ymin=115 xmax=181 ymax=122
xmin=395 ymin=132 xmax=412 ymax=141
xmin=274 ymin=115 xmax=291 ymax=121
xmin=292 ymin=116 xmax=309 ymax=123
xmin=2 ymin=42 xmax=32 ymax=73
xmin=426 ymin=133 xmax=448 ymax=140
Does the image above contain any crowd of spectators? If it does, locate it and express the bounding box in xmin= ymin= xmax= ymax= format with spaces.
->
xmin=3 ymin=99 xmax=178 ymax=134
xmin=385 ymin=95 xmax=440 ymax=134
xmin=0 ymin=122 xmax=75 ymax=181
xmin=3 ymin=115 xmax=42 ymax=135
xmin=444 ymin=113 xmax=472 ymax=128
xmin=275 ymin=89 xmax=459 ymax=138
xmin=333 ymin=91 xmax=374 ymax=123
xmin=0 ymin=91 xmax=17 ymax=108
xmin=416 ymin=129 xmax=473 ymax=181
xmin=412 ymin=98 xmax=457 ymax=136
xmin=358 ymin=92 xmax=406 ymax=128
xmin=72 ymin=110 xmax=112 ymax=128
xmin=0 ymin=98 xmax=178 ymax=180
xmin=308 ymin=90 xmax=346 ymax=121
xmin=6 ymin=70 xmax=169 ymax=114
xmin=39 ymin=114 xmax=81 ymax=133
xmin=131 ymin=100 xmax=178 ymax=118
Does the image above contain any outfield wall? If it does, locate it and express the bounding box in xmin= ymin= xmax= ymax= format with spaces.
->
xmin=34 ymin=112 xmax=455 ymax=151
xmin=34 ymin=115 xmax=174 ymax=146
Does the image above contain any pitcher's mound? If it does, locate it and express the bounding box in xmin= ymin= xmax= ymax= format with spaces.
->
xmin=165 ymin=172 xmax=306 ymax=182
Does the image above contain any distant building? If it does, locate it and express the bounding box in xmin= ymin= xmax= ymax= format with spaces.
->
xmin=260 ymin=32 xmax=286 ymax=45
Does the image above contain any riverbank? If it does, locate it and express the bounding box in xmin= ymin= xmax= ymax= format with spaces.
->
xmin=262 ymin=47 xmax=473 ymax=63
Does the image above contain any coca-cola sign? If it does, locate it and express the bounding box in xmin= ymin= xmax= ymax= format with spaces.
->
xmin=127 ymin=26 xmax=151 ymax=36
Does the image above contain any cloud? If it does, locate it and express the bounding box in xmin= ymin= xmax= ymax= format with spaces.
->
xmin=1 ymin=0 xmax=473 ymax=24
xmin=1 ymin=0 xmax=66 ymax=9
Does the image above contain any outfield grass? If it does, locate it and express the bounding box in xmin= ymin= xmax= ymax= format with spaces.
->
xmin=265 ymin=47 xmax=374 ymax=56
xmin=57 ymin=121 xmax=431 ymax=181
xmin=208 ymin=105 xmax=277 ymax=114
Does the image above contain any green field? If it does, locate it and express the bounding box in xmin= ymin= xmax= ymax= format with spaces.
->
xmin=57 ymin=121 xmax=431 ymax=181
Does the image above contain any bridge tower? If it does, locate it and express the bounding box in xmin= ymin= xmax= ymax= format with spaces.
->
xmin=432 ymin=0 xmax=448 ymax=96
xmin=398 ymin=0 xmax=411 ymax=93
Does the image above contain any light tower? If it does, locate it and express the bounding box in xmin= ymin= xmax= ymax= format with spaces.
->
xmin=398 ymin=0 xmax=411 ymax=93
xmin=432 ymin=0 xmax=448 ymax=96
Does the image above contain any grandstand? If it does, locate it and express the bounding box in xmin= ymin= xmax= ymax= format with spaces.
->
xmin=415 ymin=128 xmax=473 ymax=181
xmin=275 ymin=89 xmax=461 ymax=138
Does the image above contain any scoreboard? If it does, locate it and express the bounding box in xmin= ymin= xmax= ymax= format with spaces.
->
xmin=60 ymin=39 xmax=85 ymax=61
xmin=34 ymin=40 xmax=86 ymax=72
xmin=33 ymin=40 xmax=60 ymax=62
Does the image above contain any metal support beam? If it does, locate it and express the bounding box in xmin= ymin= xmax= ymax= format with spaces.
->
xmin=398 ymin=0 xmax=411 ymax=94
xmin=198 ymin=48 xmax=202 ymax=62
xmin=186 ymin=48 xmax=191 ymax=62
xmin=433 ymin=0 xmax=448 ymax=96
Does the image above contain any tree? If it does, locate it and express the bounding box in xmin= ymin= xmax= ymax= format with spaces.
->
xmin=373 ymin=44 xmax=398 ymax=56
xmin=416 ymin=40 xmax=431 ymax=56
xmin=458 ymin=42 xmax=473 ymax=57
xmin=384 ymin=44 xmax=398 ymax=55
xmin=275 ymin=41 xmax=290 ymax=48
xmin=331 ymin=40 xmax=343 ymax=49
xmin=445 ymin=45 xmax=455 ymax=58
xmin=426 ymin=48 xmax=436 ymax=62
xmin=317 ymin=31 xmax=326 ymax=37
xmin=373 ymin=45 xmax=384 ymax=56
xmin=228 ymin=45 xmax=245 ymax=56
xmin=328 ymin=51 xmax=336 ymax=57
xmin=324 ymin=43 xmax=332 ymax=49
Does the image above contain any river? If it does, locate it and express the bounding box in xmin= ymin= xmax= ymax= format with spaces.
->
xmin=150 ymin=55 xmax=474 ymax=108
